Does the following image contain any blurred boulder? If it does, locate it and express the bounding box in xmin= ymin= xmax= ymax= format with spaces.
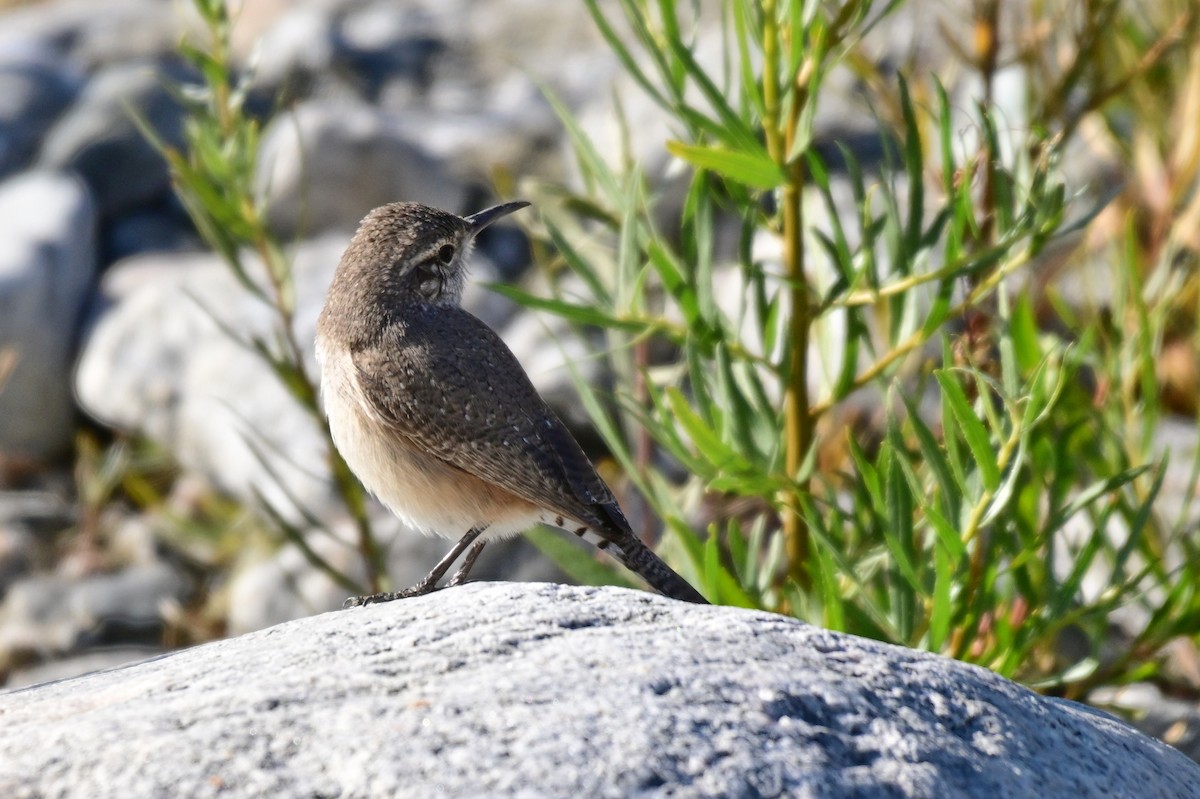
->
xmin=75 ymin=240 xmax=344 ymax=522
xmin=0 ymin=0 xmax=184 ymax=73
xmin=334 ymin=1 xmax=445 ymax=102
xmin=0 ymin=561 xmax=184 ymax=675
xmin=38 ymin=61 xmax=187 ymax=220
xmin=102 ymin=203 xmax=201 ymax=264
xmin=257 ymin=99 xmax=467 ymax=238
xmin=0 ymin=171 xmax=96 ymax=463
xmin=0 ymin=46 xmax=81 ymax=180
xmin=242 ymin=3 xmax=339 ymax=99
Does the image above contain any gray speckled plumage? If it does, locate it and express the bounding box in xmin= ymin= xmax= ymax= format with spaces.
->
xmin=316 ymin=201 xmax=707 ymax=604
xmin=351 ymin=303 xmax=624 ymax=534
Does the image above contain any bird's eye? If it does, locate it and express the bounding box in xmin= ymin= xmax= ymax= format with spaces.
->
xmin=437 ymin=244 xmax=455 ymax=265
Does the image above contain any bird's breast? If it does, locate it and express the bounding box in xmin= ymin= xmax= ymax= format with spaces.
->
xmin=315 ymin=335 xmax=542 ymax=539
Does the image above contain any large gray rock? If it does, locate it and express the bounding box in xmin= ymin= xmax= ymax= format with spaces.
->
xmin=0 ymin=583 xmax=1196 ymax=798
xmin=0 ymin=171 xmax=96 ymax=462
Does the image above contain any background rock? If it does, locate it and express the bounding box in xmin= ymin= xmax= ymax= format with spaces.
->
xmin=257 ymin=100 xmax=468 ymax=239
xmin=38 ymin=60 xmax=187 ymax=222
xmin=0 ymin=170 xmax=96 ymax=463
xmin=0 ymin=486 xmax=76 ymax=598
xmin=0 ymin=0 xmax=185 ymax=73
xmin=0 ymin=583 xmax=1197 ymax=799
xmin=0 ymin=561 xmax=184 ymax=674
xmin=74 ymin=239 xmax=346 ymax=520
xmin=0 ymin=46 xmax=81 ymax=180
xmin=243 ymin=4 xmax=337 ymax=98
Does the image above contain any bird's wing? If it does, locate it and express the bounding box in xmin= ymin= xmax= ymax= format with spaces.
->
xmin=350 ymin=304 xmax=629 ymax=536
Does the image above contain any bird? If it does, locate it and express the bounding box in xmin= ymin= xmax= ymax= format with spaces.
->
xmin=315 ymin=200 xmax=708 ymax=605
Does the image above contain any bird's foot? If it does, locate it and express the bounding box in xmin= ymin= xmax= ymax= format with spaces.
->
xmin=342 ymin=583 xmax=439 ymax=608
xmin=341 ymin=531 xmax=489 ymax=609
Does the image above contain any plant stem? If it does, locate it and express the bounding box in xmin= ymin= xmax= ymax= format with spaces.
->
xmin=187 ymin=2 xmax=387 ymax=593
xmin=763 ymin=1 xmax=812 ymax=590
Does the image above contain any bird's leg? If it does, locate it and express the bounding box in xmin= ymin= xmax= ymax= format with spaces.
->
xmin=446 ymin=540 xmax=487 ymax=587
xmin=344 ymin=527 xmax=486 ymax=607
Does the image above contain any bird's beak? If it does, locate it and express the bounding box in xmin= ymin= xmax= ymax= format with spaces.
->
xmin=465 ymin=200 xmax=531 ymax=236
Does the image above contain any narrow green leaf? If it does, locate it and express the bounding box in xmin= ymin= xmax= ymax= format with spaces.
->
xmin=715 ymin=343 xmax=759 ymax=462
xmin=898 ymin=388 xmax=959 ymax=515
xmin=526 ymin=526 xmax=635 ymax=589
xmin=666 ymin=141 xmax=786 ymax=189
xmin=703 ymin=530 xmax=757 ymax=608
xmin=725 ymin=517 xmax=752 ymax=586
xmin=936 ymin=78 xmax=955 ymax=196
xmin=1009 ymin=292 xmax=1042 ymax=373
xmin=898 ymin=76 xmax=925 ymax=261
xmin=663 ymin=39 xmax=763 ymax=153
xmin=582 ymin=0 xmax=671 ymax=113
xmin=848 ymin=432 xmax=883 ymax=510
xmin=1048 ymin=466 xmax=1151 ymax=533
xmin=545 ymin=218 xmax=611 ymax=305
xmin=487 ymin=283 xmax=647 ymax=333
xmin=665 ymin=387 xmax=753 ymax=474
xmin=883 ymin=423 xmax=921 ymax=595
xmin=978 ymin=432 xmax=1025 ymax=528
xmin=690 ymin=180 xmax=717 ymax=324
xmin=925 ymin=503 xmax=967 ymax=562
xmin=929 ymin=537 xmax=953 ymax=650
xmin=935 ymin=370 xmax=1000 ymax=492
xmin=730 ymin=0 xmax=764 ymax=117
xmin=539 ymin=82 xmax=622 ymax=203
xmin=812 ymin=533 xmax=845 ymax=631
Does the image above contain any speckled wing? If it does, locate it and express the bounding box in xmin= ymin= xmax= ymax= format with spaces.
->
xmin=350 ymin=304 xmax=629 ymax=537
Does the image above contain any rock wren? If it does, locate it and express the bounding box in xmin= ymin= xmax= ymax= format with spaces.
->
xmin=316 ymin=201 xmax=708 ymax=605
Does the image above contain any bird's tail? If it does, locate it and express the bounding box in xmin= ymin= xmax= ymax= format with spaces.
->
xmin=544 ymin=503 xmax=709 ymax=604
xmin=605 ymin=533 xmax=709 ymax=604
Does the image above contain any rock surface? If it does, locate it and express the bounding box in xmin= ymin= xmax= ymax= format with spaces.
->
xmin=1 ymin=583 xmax=1197 ymax=799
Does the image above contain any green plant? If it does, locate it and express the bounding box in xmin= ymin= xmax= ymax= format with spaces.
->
xmin=141 ymin=0 xmax=386 ymax=594
xmin=504 ymin=0 xmax=1200 ymax=693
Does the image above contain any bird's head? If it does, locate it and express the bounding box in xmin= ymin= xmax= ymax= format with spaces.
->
xmin=330 ymin=200 xmax=529 ymax=311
